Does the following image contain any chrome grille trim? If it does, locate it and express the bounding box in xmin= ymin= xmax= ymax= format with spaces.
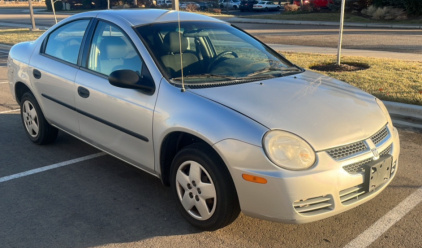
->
xmin=343 ymin=144 xmax=393 ymax=174
xmin=326 ymin=141 xmax=368 ymax=160
xmin=371 ymin=126 xmax=390 ymax=145
xmin=293 ymin=195 xmax=333 ymax=216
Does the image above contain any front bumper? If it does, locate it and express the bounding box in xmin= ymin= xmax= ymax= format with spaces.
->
xmin=213 ymin=126 xmax=400 ymax=224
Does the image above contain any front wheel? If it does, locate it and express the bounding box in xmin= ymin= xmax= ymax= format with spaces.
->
xmin=170 ymin=143 xmax=240 ymax=230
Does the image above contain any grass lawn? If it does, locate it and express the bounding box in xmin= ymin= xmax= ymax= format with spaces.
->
xmin=246 ymin=12 xmax=422 ymax=25
xmin=283 ymin=52 xmax=422 ymax=105
xmin=0 ymin=29 xmax=45 ymax=46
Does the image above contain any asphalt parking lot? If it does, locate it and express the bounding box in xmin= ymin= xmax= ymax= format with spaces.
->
xmin=1 ymin=51 xmax=422 ymax=247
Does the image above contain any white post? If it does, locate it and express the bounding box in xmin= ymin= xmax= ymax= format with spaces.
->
xmin=337 ymin=0 xmax=346 ymax=65
xmin=51 ymin=0 xmax=58 ymax=24
xmin=173 ymin=0 xmax=179 ymax=10
xmin=108 ymin=0 xmax=110 ymax=9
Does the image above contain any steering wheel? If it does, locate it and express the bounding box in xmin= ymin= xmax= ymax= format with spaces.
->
xmin=207 ymin=51 xmax=238 ymax=72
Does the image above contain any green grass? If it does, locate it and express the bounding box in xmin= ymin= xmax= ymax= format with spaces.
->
xmin=283 ymin=52 xmax=422 ymax=105
xmin=0 ymin=29 xmax=45 ymax=46
xmin=246 ymin=12 xmax=422 ymax=25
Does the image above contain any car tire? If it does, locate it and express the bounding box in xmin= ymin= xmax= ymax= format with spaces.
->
xmin=233 ymin=5 xmax=237 ymax=9
xmin=170 ymin=143 xmax=240 ymax=231
xmin=20 ymin=92 xmax=58 ymax=145
xmin=265 ymin=7 xmax=269 ymax=11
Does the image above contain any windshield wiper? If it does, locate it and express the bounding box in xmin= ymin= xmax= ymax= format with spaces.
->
xmin=244 ymin=67 xmax=301 ymax=78
xmin=171 ymin=74 xmax=236 ymax=81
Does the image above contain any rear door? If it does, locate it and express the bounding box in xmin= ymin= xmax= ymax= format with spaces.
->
xmin=29 ymin=19 xmax=92 ymax=135
xmin=74 ymin=20 xmax=157 ymax=172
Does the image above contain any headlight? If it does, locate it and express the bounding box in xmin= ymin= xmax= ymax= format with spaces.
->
xmin=263 ymin=130 xmax=315 ymax=170
xmin=376 ymin=98 xmax=393 ymax=127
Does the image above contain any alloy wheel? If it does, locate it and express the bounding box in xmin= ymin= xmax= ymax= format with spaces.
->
xmin=22 ymin=100 xmax=39 ymax=138
xmin=175 ymin=160 xmax=217 ymax=220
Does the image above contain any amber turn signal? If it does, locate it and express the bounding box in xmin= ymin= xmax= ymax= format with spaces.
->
xmin=242 ymin=174 xmax=267 ymax=184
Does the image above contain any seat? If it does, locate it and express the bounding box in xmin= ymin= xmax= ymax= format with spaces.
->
xmin=98 ymin=36 xmax=130 ymax=76
xmin=160 ymin=31 xmax=202 ymax=78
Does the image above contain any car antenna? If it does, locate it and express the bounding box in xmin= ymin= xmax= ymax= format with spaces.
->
xmin=177 ymin=10 xmax=186 ymax=92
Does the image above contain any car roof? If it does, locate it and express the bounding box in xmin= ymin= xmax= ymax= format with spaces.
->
xmin=72 ymin=9 xmax=226 ymax=27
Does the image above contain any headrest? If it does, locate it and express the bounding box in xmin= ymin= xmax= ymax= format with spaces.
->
xmin=99 ymin=36 xmax=128 ymax=59
xmin=163 ymin=31 xmax=188 ymax=54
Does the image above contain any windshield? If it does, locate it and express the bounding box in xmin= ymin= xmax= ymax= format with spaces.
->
xmin=136 ymin=21 xmax=301 ymax=87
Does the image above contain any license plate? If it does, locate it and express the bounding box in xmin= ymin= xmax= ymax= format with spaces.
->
xmin=364 ymin=155 xmax=393 ymax=193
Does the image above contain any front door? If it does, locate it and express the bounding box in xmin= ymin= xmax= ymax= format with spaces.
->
xmin=74 ymin=20 xmax=157 ymax=172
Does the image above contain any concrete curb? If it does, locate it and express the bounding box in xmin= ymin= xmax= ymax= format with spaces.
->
xmin=384 ymin=101 xmax=422 ymax=130
xmin=0 ymin=44 xmax=12 ymax=50
xmin=226 ymin=17 xmax=422 ymax=30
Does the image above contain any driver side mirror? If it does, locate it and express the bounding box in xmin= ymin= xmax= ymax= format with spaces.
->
xmin=108 ymin=70 xmax=155 ymax=95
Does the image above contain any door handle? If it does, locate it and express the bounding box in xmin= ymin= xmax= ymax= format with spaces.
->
xmin=33 ymin=69 xmax=41 ymax=79
xmin=77 ymin=86 xmax=90 ymax=98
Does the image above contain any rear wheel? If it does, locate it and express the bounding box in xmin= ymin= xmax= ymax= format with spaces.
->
xmin=170 ymin=143 xmax=240 ymax=230
xmin=20 ymin=92 xmax=58 ymax=145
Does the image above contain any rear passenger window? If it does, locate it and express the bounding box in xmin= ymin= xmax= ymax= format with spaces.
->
xmin=44 ymin=19 xmax=90 ymax=64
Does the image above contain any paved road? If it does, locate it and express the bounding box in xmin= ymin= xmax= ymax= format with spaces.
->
xmin=0 ymin=48 xmax=421 ymax=247
xmin=1 ymin=8 xmax=422 ymax=54
xmin=233 ymin=23 xmax=422 ymax=54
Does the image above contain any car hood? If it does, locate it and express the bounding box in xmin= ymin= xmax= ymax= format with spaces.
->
xmin=189 ymin=71 xmax=387 ymax=151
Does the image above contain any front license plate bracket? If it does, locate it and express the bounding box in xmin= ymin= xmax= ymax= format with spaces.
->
xmin=364 ymin=155 xmax=392 ymax=193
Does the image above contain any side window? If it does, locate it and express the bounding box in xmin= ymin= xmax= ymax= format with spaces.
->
xmin=44 ymin=19 xmax=90 ymax=64
xmin=88 ymin=21 xmax=142 ymax=76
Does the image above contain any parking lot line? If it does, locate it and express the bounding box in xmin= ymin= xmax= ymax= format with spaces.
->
xmin=0 ymin=81 xmax=8 ymax=84
xmin=0 ymin=152 xmax=106 ymax=183
xmin=344 ymin=187 xmax=422 ymax=248
xmin=0 ymin=109 xmax=20 ymax=114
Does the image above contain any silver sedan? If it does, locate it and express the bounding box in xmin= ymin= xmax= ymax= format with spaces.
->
xmin=7 ymin=9 xmax=400 ymax=230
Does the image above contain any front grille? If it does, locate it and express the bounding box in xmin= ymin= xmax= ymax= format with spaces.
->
xmin=380 ymin=144 xmax=392 ymax=156
xmin=339 ymin=186 xmax=366 ymax=205
xmin=343 ymin=158 xmax=372 ymax=174
xmin=343 ymin=144 xmax=393 ymax=174
xmin=371 ymin=126 xmax=389 ymax=145
xmin=326 ymin=141 xmax=368 ymax=160
xmin=293 ymin=195 xmax=333 ymax=216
